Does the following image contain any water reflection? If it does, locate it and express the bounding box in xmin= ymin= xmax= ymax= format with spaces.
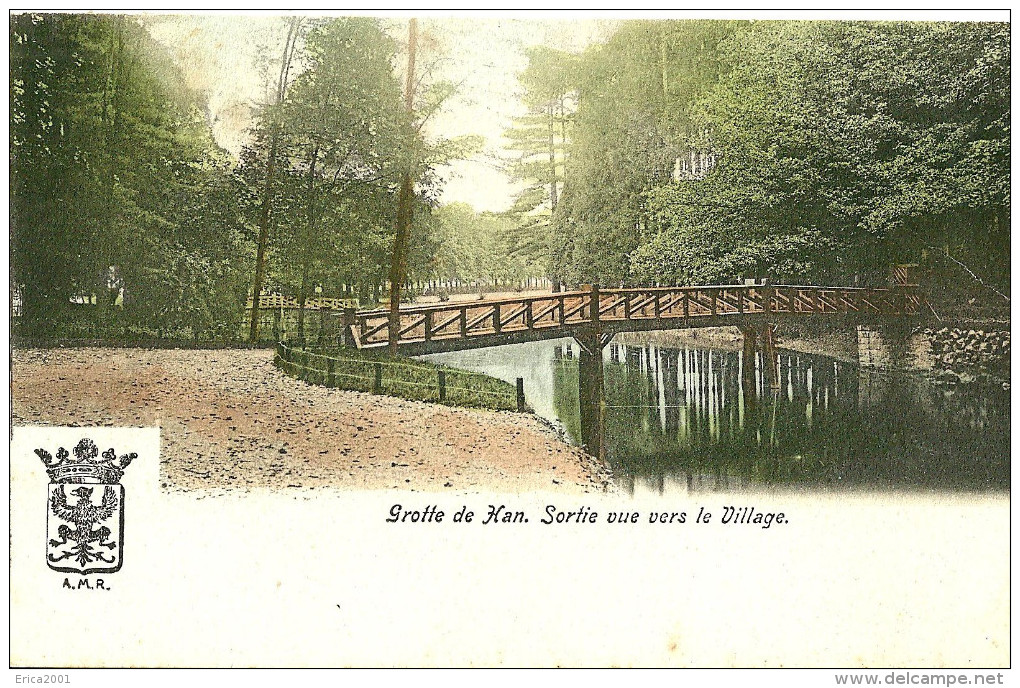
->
xmin=424 ymin=338 xmax=1010 ymax=496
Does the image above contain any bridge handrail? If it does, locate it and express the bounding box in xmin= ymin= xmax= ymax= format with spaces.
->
xmin=354 ymin=289 xmax=593 ymax=317
xmin=352 ymin=283 xmax=915 ymax=316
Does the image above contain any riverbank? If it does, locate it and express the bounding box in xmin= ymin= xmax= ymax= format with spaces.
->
xmin=11 ymin=348 xmax=612 ymax=494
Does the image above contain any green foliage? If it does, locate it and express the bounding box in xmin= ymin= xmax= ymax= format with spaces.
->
xmin=503 ymin=45 xmax=580 ymax=283
xmin=543 ymin=19 xmax=1009 ymax=295
xmin=259 ymin=18 xmax=407 ymax=308
xmin=431 ymin=203 xmax=529 ymax=285
xmin=549 ymin=20 xmax=743 ymax=286
xmin=240 ymin=18 xmax=483 ymax=312
xmin=11 ymin=13 xmax=248 ymax=336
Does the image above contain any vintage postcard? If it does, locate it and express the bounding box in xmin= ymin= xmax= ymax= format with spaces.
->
xmin=8 ymin=10 xmax=1010 ymax=671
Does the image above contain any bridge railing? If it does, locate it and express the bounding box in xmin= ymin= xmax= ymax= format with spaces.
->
xmin=351 ymin=289 xmax=596 ymax=348
xmin=347 ymin=284 xmax=921 ymax=349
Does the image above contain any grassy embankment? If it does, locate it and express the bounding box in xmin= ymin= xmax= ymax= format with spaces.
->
xmin=274 ymin=343 xmax=521 ymax=412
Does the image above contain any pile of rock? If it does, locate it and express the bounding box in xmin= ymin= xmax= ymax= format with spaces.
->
xmin=923 ymin=327 xmax=1010 ymax=388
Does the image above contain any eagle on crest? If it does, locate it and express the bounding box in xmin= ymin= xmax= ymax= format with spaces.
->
xmin=48 ymin=485 xmax=119 ymax=567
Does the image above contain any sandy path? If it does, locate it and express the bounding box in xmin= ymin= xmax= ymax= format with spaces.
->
xmin=11 ymin=348 xmax=612 ymax=494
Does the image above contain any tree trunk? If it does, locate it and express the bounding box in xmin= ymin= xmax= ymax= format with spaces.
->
xmin=97 ymin=18 xmax=124 ymax=328
xmin=297 ymin=144 xmax=320 ymax=342
xmin=547 ymin=103 xmax=558 ymax=211
xmin=388 ymin=17 xmax=418 ymax=353
xmin=249 ymin=17 xmax=301 ymax=342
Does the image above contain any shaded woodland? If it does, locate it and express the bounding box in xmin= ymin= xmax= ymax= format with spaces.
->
xmin=10 ymin=16 xmax=1010 ymax=341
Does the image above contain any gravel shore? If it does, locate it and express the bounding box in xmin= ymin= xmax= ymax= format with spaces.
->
xmin=11 ymin=348 xmax=612 ymax=494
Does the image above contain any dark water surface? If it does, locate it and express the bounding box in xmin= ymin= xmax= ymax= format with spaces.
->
xmin=424 ymin=338 xmax=1010 ymax=496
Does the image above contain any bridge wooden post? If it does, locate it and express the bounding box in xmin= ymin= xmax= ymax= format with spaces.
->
xmin=739 ymin=326 xmax=758 ymax=399
xmin=762 ymin=323 xmax=779 ymax=389
xmin=575 ymin=299 xmax=607 ymax=456
xmin=576 ymin=335 xmax=605 ymax=456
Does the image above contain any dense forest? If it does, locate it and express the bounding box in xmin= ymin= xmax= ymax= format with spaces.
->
xmin=507 ymin=20 xmax=1010 ymax=302
xmin=10 ymin=16 xmax=1010 ymax=342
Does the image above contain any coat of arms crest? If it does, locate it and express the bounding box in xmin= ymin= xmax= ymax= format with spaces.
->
xmin=35 ymin=438 xmax=136 ymax=574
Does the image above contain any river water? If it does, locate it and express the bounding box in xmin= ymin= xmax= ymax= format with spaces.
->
xmin=424 ymin=337 xmax=1010 ymax=496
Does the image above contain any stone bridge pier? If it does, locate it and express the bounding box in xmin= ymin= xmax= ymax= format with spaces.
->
xmin=856 ymin=323 xmax=934 ymax=372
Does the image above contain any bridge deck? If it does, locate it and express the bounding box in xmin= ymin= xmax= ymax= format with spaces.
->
xmin=340 ymin=284 xmax=921 ymax=355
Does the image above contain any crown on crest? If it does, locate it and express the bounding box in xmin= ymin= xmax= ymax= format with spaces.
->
xmin=35 ymin=438 xmax=136 ymax=484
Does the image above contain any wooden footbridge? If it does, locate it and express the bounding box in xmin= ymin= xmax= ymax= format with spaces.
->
xmin=336 ymin=283 xmax=921 ymax=356
xmin=263 ymin=281 xmax=921 ymax=452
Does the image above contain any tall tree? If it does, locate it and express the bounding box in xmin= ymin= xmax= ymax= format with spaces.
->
xmin=248 ymin=16 xmax=301 ymax=342
xmin=272 ymin=17 xmax=408 ymax=340
xmin=505 ymin=46 xmax=578 ymax=291
xmin=388 ymin=17 xmax=418 ymax=352
xmin=11 ymin=13 xmax=244 ymax=337
xmin=629 ymin=21 xmax=1010 ymax=291
xmin=551 ymin=20 xmax=740 ymax=287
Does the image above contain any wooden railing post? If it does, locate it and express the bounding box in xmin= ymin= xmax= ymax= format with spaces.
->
xmin=373 ymin=362 xmax=383 ymax=393
xmin=624 ymin=292 xmax=632 ymax=320
xmin=710 ymin=290 xmax=717 ymax=316
xmin=558 ymin=294 xmax=566 ymax=326
xmin=516 ymin=377 xmax=526 ymax=412
xmin=589 ymin=284 xmax=600 ymax=327
xmin=525 ymin=299 xmax=534 ymax=330
xmin=459 ymin=305 xmax=467 ymax=338
xmin=424 ymin=311 xmax=433 ymax=342
xmin=654 ymin=292 xmax=662 ymax=319
xmin=683 ymin=291 xmax=689 ymax=319
xmin=493 ymin=303 xmax=501 ymax=334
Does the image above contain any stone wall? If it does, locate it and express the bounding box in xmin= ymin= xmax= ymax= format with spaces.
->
xmin=925 ymin=326 xmax=1010 ymax=388
xmin=857 ymin=324 xmax=1010 ymax=389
